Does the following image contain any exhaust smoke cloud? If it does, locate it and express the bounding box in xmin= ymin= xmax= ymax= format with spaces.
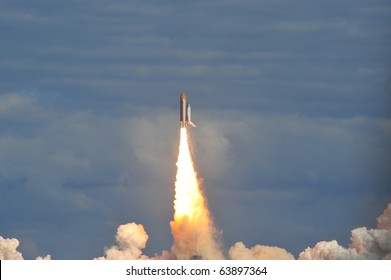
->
xmin=95 ymin=223 xmax=150 ymax=260
xmin=299 ymin=203 xmax=391 ymax=260
xmin=229 ymin=242 xmax=294 ymax=260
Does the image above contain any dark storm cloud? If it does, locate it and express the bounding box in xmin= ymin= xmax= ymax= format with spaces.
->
xmin=0 ymin=0 xmax=390 ymax=259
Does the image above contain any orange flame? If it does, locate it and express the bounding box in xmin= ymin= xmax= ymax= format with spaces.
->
xmin=170 ymin=128 xmax=223 ymax=259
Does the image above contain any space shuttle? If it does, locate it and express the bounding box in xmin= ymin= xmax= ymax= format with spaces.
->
xmin=180 ymin=92 xmax=196 ymax=128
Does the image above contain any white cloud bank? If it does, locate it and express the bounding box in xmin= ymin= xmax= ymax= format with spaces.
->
xmin=299 ymin=203 xmax=391 ymax=259
xmin=0 ymin=236 xmax=51 ymax=260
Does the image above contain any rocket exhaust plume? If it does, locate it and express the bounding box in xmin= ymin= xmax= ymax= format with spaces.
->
xmin=170 ymin=126 xmax=223 ymax=259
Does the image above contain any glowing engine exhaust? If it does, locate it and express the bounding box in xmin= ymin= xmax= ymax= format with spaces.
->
xmin=170 ymin=92 xmax=223 ymax=260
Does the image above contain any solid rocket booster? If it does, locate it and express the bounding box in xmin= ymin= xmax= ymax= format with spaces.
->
xmin=180 ymin=92 xmax=196 ymax=128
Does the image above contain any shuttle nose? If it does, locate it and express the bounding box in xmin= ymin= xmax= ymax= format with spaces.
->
xmin=180 ymin=92 xmax=187 ymax=100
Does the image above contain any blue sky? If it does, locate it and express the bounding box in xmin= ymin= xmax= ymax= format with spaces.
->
xmin=1 ymin=0 xmax=390 ymax=259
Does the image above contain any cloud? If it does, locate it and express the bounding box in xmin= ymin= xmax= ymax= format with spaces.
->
xmin=95 ymin=223 xmax=150 ymax=260
xmin=198 ymin=112 xmax=391 ymax=193
xmin=0 ymin=236 xmax=50 ymax=260
xmin=229 ymin=242 xmax=294 ymax=260
xmin=377 ymin=203 xmax=391 ymax=230
xmin=2 ymin=0 xmax=390 ymax=120
xmin=35 ymin=255 xmax=52 ymax=260
xmin=299 ymin=203 xmax=391 ymax=259
xmin=0 ymin=236 xmax=23 ymax=260
xmin=0 ymin=10 xmax=57 ymax=23
xmin=270 ymin=20 xmax=359 ymax=36
xmin=96 ymin=222 xmax=294 ymax=260
xmin=0 ymin=93 xmax=36 ymax=115
xmin=3 ymin=202 xmax=390 ymax=260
